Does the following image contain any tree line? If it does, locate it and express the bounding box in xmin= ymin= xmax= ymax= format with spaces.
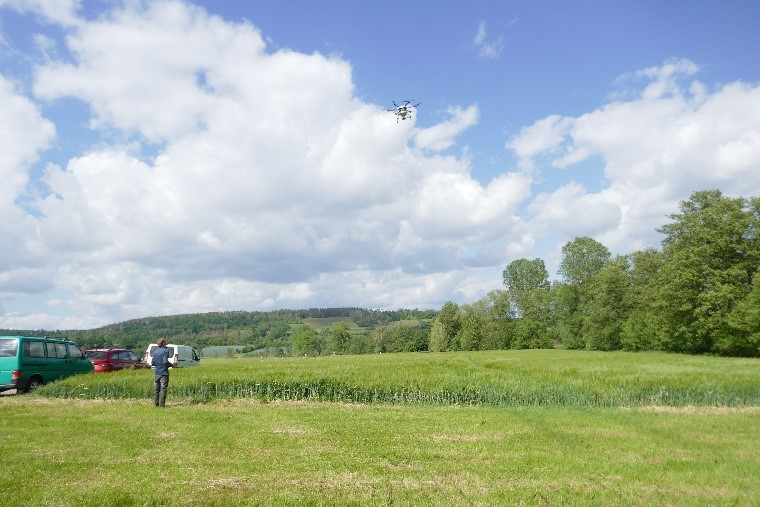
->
xmin=424 ymin=189 xmax=759 ymax=357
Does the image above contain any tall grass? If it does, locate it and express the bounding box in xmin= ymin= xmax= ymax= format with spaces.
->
xmin=36 ymin=349 xmax=760 ymax=406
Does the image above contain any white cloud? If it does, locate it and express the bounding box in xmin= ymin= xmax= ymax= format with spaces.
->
xmin=0 ymin=76 xmax=56 ymax=279
xmin=0 ymin=1 xmax=530 ymax=328
xmin=472 ymin=21 xmax=503 ymax=59
xmin=0 ymin=0 xmax=81 ymax=26
xmin=1 ymin=1 xmax=759 ymax=331
xmin=415 ymin=105 xmax=479 ymax=151
xmin=513 ymin=59 xmax=760 ymax=254
xmin=507 ymin=114 xmax=571 ymax=171
xmin=0 ymin=76 xmax=56 ymax=202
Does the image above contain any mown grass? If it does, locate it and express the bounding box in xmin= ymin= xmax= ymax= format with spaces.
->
xmin=36 ymin=349 xmax=760 ymax=407
xmin=5 ymin=350 xmax=760 ymax=505
xmin=1 ymin=397 xmax=758 ymax=506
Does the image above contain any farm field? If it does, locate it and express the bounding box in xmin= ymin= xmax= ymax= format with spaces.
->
xmin=37 ymin=349 xmax=760 ymax=407
xmin=2 ymin=350 xmax=759 ymax=505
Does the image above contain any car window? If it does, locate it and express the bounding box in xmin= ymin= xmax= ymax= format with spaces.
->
xmin=23 ymin=341 xmax=45 ymax=358
xmin=127 ymin=351 xmax=138 ymax=361
xmin=116 ymin=351 xmax=129 ymax=361
xmin=167 ymin=346 xmax=175 ymax=357
xmin=0 ymin=339 xmax=18 ymax=357
xmin=67 ymin=343 xmax=84 ymax=359
xmin=86 ymin=351 xmax=107 ymax=360
xmin=46 ymin=342 xmax=58 ymax=358
xmin=56 ymin=343 xmax=68 ymax=358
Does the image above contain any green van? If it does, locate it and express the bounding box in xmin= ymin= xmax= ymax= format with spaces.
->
xmin=0 ymin=336 xmax=94 ymax=393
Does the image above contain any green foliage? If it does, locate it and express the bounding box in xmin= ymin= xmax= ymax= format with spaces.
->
xmin=502 ymin=258 xmax=549 ymax=294
xmin=620 ymin=249 xmax=666 ymax=351
xmin=427 ymin=320 xmax=448 ymax=352
xmin=290 ymin=326 xmax=324 ymax=356
xmin=502 ymin=259 xmax=551 ymax=349
xmin=550 ymin=282 xmax=584 ymax=349
xmin=558 ymin=236 xmax=611 ymax=286
xmin=457 ymin=314 xmax=483 ymax=351
xmin=325 ymin=321 xmax=352 ymax=354
xmin=431 ymin=301 xmax=461 ymax=351
xmin=725 ymin=274 xmax=760 ymax=356
xmin=654 ymin=190 xmax=758 ymax=354
xmin=371 ymin=323 xmax=429 ymax=353
xmin=582 ymin=258 xmax=631 ymax=350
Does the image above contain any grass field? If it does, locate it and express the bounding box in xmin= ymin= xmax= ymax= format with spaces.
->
xmin=2 ymin=350 xmax=759 ymax=505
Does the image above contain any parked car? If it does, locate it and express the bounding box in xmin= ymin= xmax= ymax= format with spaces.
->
xmin=85 ymin=348 xmax=149 ymax=373
xmin=143 ymin=343 xmax=201 ymax=368
xmin=0 ymin=335 xmax=94 ymax=393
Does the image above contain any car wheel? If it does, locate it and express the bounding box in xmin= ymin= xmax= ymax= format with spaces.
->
xmin=24 ymin=377 xmax=42 ymax=393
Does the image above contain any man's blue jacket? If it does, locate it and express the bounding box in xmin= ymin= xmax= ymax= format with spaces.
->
xmin=151 ymin=346 xmax=173 ymax=376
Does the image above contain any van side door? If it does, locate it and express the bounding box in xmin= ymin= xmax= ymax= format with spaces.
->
xmin=66 ymin=343 xmax=93 ymax=375
xmin=22 ymin=339 xmax=47 ymax=383
xmin=44 ymin=342 xmax=69 ymax=382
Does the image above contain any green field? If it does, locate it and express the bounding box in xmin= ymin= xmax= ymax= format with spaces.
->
xmin=36 ymin=349 xmax=760 ymax=407
xmin=2 ymin=350 xmax=759 ymax=505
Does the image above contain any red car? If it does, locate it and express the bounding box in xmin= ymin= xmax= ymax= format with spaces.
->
xmin=85 ymin=349 xmax=149 ymax=373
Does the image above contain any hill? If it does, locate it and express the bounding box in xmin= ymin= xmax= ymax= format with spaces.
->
xmin=0 ymin=307 xmax=436 ymax=355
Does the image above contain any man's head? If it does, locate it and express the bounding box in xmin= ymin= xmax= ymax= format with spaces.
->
xmin=157 ymin=338 xmax=168 ymax=347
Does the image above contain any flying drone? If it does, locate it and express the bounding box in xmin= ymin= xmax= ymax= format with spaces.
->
xmin=388 ymin=100 xmax=421 ymax=122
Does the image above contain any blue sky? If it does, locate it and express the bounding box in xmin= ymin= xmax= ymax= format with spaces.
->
xmin=0 ymin=0 xmax=759 ymax=330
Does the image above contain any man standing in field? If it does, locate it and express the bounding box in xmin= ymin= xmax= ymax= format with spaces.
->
xmin=151 ymin=338 xmax=175 ymax=407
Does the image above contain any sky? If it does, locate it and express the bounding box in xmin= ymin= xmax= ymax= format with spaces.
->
xmin=0 ymin=0 xmax=759 ymax=330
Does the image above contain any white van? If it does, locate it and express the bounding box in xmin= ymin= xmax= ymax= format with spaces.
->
xmin=144 ymin=343 xmax=200 ymax=368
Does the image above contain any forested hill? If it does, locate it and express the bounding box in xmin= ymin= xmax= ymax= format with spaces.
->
xmin=0 ymin=307 xmax=437 ymax=353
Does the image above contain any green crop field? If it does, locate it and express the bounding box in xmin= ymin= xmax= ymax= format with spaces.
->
xmin=2 ymin=350 xmax=759 ymax=505
xmin=36 ymin=349 xmax=760 ymax=407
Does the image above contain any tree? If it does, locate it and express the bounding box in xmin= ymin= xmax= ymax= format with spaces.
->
xmin=458 ymin=314 xmax=484 ymax=351
xmin=435 ymin=302 xmax=461 ymax=350
xmin=513 ymin=286 xmax=552 ymax=349
xmin=476 ymin=291 xmax=514 ymax=350
xmin=326 ymin=322 xmax=352 ymax=355
xmin=620 ymin=249 xmax=667 ymax=351
xmin=655 ymin=190 xmax=758 ymax=354
xmin=554 ymin=237 xmax=612 ymax=348
xmin=372 ymin=325 xmax=428 ymax=353
xmin=725 ymin=274 xmax=760 ymax=356
xmin=582 ymin=257 xmax=631 ymax=350
xmin=503 ymin=258 xmax=549 ymax=296
xmin=502 ymin=259 xmax=551 ymax=349
xmin=558 ymin=237 xmax=611 ymax=286
xmin=428 ymin=320 xmax=449 ymax=352
xmin=549 ymin=281 xmax=584 ymax=349
xmin=290 ymin=326 xmax=324 ymax=356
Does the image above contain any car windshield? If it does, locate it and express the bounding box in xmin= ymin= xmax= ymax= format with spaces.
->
xmin=0 ymin=338 xmax=18 ymax=357
xmin=86 ymin=351 xmax=107 ymax=360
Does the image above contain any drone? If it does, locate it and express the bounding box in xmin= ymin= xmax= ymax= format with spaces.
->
xmin=388 ymin=100 xmax=421 ymax=122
